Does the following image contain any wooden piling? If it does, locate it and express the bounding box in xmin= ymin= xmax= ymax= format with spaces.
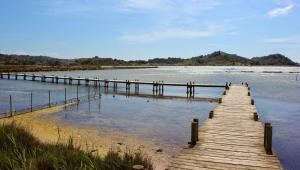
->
xmin=15 ymin=74 xmax=18 ymax=80
xmin=223 ymin=90 xmax=227 ymax=95
xmin=264 ymin=123 xmax=273 ymax=155
xmin=9 ymin=95 xmax=12 ymax=117
xmin=23 ymin=74 xmax=26 ymax=80
xmin=64 ymin=88 xmax=67 ymax=104
xmin=218 ymin=98 xmax=222 ymax=104
xmin=69 ymin=77 xmax=73 ymax=85
xmin=55 ymin=76 xmax=59 ymax=84
xmin=8 ymin=73 xmax=10 ymax=79
xmin=0 ymin=73 xmax=3 ymax=79
xmin=251 ymin=99 xmax=254 ymax=105
xmin=190 ymin=121 xmax=198 ymax=146
xmin=32 ymin=74 xmax=36 ymax=81
xmin=248 ymin=91 xmax=250 ymax=96
xmin=30 ymin=92 xmax=33 ymax=112
xmin=76 ymin=86 xmax=79 ymax=102
xmin=209 ymin=110 xmax=214 ymax=119
xmin=254 ymin=112 xmax=259 ymax=121
xmin=193 ymin=118 xmax=199 ymax=141
xmin=48 ymin=90 xmax=51 ymax=108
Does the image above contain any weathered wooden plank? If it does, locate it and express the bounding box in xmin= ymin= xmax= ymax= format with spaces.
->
xmin=169 ymin=85 xmax=282 ymax=170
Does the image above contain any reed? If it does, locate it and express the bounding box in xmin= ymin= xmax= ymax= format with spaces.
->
xmin=0 ymin=122 xmax=152 ymax=170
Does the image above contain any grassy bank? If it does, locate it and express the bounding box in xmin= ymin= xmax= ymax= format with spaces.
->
xmin=0 ymin=122 xmax=152 ymax=170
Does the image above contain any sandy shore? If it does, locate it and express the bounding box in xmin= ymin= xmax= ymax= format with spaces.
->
xmin=0 ymin=104 xmax=170 ymax=169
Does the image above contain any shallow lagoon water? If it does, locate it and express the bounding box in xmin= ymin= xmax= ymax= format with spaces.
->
xmin=1 ymin=66 xmax=300 ymax=169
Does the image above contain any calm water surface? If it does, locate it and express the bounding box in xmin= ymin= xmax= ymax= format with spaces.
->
xmin=0 ymin=66 xmax=299 ymax=169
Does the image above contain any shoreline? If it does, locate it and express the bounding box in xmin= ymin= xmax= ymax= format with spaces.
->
xmin=0 ymin=105 xmax=170 ymax=169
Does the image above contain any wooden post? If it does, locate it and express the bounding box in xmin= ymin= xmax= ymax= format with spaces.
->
xmin=158 ymin=80 xmax=161 ymax=95
xmin=9 ymin=95 xmax=12 ymax=117
xmin=193 ymin=118 xmax=199 ymax=141
xmin=30 ymin=92 xmax=33 ymax=112
xmin=190 ymin=121 xmax=197 ymax=146
xmin=64 ymin=77 xmax=67 ymax=84
xmin=229 ymin=82 xmax=231 ymax=86
xmin=192 ymin=82 xmax=195 ymax=97
xmin=23 ymin=74 xmax=26 ymax=80
xmin=51 ymin=76 xmax=54 ymax=83
xmin=77 ymin=77 xmax=81 ymax=85
xmin=88 ymin=86 xmax=90 ymax=102
xmin=155 ymin=81 xmax=158 ymax=95
xmin=55 ymin=76 xmax=59 ymax=84
xmin=186 ymin=82 xmax=189 ymax=97
xmin=162 ymin=80 xmax=164 ymax=95
xmin=254 ymin=112 xmax=259 ymax=121
xmin=152 ymin=81 xmax=155 ymax=94
xmin=209 ymin=110 xmax=214 ymax=119
xmin=64 ymin=88 xmax=67 ymax=104
xmin=189 ymin=82 xmax=192 ymax=97
xmin=0 ymin=73 xmax=3 ymax=79
xmin=8 ymin=73 xmax=10 ymax=79
xmin=85 ymin=78 xmax=89 ymax=86
xmin=223 ymin=90 xmax=226 ymax=95
xmin=251 ymin=99 xmax=254 ymax=105
xmin=15 ymin=73 xmax=18 ymax=80
xmin=218 ymin=98 xmax=222 ymax=104
xmin=264 ymin=123 xmax=273 ymax=155
xmin=69 ymin=77 xmax=73 ymax=85
xmin=77 ymin=86 xmax=79 ymax=102
xmin=48 ymin=90 xmax=51 ymax=108
xmin=32 ymin=74 xmax=35 ymax=81
xmin=248 ymin=91 xmax=251 ymax=96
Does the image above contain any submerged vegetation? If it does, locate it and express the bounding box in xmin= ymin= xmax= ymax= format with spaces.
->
xmin=0 ymin=122 xmax=152 ymax=170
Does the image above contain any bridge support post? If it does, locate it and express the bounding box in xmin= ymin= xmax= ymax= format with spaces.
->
xmin=264 ymin=123 xmax=273 ymax=155
xmin=55 ymin=76 xmax=59 ymax=84
xmin=193 ymin=118 xmax=199 ymax=141
xmin=85 ymin=79 xmax=89 ymax=86
xmin=254 ymin=112 xmax=259 ymax=121
xmin=209 ymin=110 xmax=214 ymax=119
xmin=64 ymin=77 xmax=67 ymax=84
xmin=23 ymin=74 xmax=26 ymax=80
xmin=48 ymin=90 xmax=51 ymax=108
xmin=0 ymin=73 xmax=3 ymax=79
xmin=32 ymin=74 xmax=35 ymax=81
xmin=190 ymin=121 xmax=198 ymax=146
xmin=9 ymin=95 xmax=13 ymax=117
xmin=69 ymin=77 xmax=73 ymax=85
xmin=15 ymin=73 xmax=18 ymax=80
xmin=77 ymin=78 xmax=81 ymax=85
xmin=30 ymin=92 xmax=33 ymax=112
xmin=41 ymin=75 xmax=46 ymax=82
xmin=8 ymin=73 xmax=10 ymax=79
xmin=251 ymin=99 xmax=254 ymax=105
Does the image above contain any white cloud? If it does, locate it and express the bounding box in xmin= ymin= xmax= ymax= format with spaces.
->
xmin=263 ymin=35 xmax=300 ymax=44
xmin=120 ymin=29 xmax=214 ymax=43
xmin=268 ymin=4 xmax=294 ymax=17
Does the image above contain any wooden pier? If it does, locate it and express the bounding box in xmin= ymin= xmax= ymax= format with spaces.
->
xmin=169 ymin=84 xmax=282 ymax=170
xmin=0 ymin=73 xmax=227 ymax=98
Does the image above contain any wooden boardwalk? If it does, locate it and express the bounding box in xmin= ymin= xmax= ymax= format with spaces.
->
xmin=169 ymin=85 xmax=282 ymax=170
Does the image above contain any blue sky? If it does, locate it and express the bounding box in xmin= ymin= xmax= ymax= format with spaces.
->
xmin=0 ymin=0 xmax=299 ymax=62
